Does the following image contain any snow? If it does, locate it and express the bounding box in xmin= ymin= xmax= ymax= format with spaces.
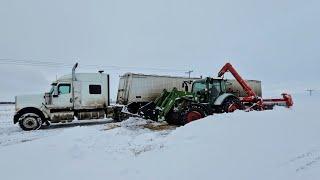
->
xmin=0 ymin=94 xmax=320 ymax=180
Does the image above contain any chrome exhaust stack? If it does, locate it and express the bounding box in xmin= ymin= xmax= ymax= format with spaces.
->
xmin=71 ymin=63 xmax=78 ymax=108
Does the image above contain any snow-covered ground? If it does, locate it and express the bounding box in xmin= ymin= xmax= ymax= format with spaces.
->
xmin=0 ymin=94 xmax=319 ymax=180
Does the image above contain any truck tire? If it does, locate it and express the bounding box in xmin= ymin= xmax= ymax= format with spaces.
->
xmin=18 ymin=113 xmax=43 ymax=131
xmin=222 ymin=97 xmax=243 ymax=113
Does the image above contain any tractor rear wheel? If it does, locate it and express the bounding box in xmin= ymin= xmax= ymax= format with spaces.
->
xmin=222 ymin=97 xmax=243 ymax=113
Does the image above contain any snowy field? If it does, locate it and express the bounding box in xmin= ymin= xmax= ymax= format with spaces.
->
xmin=0 ymin=94 xmax=320 ymax=180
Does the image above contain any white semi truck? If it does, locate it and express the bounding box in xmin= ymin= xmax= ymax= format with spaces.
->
xmin=14 ymin=64 xmax=113 ymax=130
xmin=13 ymin=64 xmax=202 ymax=130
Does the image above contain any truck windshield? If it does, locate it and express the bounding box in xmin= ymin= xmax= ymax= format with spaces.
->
xmin=49 ymin=82 xmax=58 ymax=94
xmin=49 ymin=86 xmax=54 ymax=94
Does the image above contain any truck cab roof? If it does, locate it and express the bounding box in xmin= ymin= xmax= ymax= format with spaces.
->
xmin=56 ymin=73 xmax=109 ymax=82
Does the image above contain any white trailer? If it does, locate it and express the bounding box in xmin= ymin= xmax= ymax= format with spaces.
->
xmin=225 ymin=79 xmax=262 ymax=97
xmin=116 ymin=73 xmax=200 ymax=113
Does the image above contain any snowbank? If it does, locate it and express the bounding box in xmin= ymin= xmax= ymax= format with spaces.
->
xmin=0 ymin=94 xmax=319 ymax=180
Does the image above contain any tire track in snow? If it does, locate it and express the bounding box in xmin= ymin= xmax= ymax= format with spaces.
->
xmin=285 ymin=148 xmax=320 ymax=173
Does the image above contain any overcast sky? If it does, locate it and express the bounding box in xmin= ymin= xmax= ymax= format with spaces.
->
xmin=0 ymin=0 xmax=319 ymax=101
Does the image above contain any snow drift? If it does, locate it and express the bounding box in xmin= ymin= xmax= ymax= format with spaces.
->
xmin=0 ymin=94 xmax=319 ymax=180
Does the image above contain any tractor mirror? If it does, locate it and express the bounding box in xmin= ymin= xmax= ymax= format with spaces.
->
xmin=206 ymin=78 xmax=214 ymax=84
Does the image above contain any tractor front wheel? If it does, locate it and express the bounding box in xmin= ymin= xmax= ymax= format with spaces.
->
xmin=182 ymin=107 xmax=206 ymax=125
xmin=165 ymin=110 xmax=182 ymax=126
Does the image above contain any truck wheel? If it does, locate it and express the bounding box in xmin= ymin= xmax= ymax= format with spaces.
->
xmin=182 ymin=107 xmax=206 ymax=125
xmin=222 ymin=97 xmax=243 ymax=113
xmin=18 ymin=113 xmax=42 ymax=131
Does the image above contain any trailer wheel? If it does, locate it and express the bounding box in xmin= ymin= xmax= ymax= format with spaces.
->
xmin=182 ymin=107 xmax=206 ymax=125
xmin=18 ymin=113 xmax=42 ymax=131
xmin=222 ymin=97 xmax=243 ymax=113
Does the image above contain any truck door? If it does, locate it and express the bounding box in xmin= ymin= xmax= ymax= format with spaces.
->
xmin=52 ymin=83 xmax=73 ymax=109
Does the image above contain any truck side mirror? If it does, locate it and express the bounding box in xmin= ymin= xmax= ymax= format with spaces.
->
xmin=44 ymin=92 xmax=53 ymax=105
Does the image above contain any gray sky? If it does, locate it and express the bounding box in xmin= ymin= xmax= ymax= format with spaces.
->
xmin=0 ymin=0 xmax=319 ymax=101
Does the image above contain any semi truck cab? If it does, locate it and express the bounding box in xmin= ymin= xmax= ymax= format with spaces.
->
xmin=14 ymin=64 xmax=111 ymax=131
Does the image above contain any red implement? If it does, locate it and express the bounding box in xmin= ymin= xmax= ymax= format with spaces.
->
xmin=218 ymin=63 xmax=293 ymax=110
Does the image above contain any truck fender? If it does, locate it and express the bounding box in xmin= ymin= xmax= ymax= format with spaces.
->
xmin=13 ymin=107 xmax=46 ymax=124
xmin=214 ymin=93 xmax=238 ymax=106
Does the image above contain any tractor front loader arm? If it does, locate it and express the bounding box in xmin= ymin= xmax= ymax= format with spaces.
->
xmin=138 ymin=88 xmax=196 ymax=121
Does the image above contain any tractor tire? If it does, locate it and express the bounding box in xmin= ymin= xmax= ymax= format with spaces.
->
xmin=165 ymin=110 xmax=182 ymax=126
xmin=181 ymin=106 xmax=206 ymax=125
xmin=18 ymin=112 xmax=43 ymax=131
xmin=222 ymin=97 xmax=243 ymax=113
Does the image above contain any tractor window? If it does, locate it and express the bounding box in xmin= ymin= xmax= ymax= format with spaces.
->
xmin=192 ymin=82 xmax=207 ymax=94
xmin=58 ymin=84 xmax=71 ymax=94
xmin=209 ymin=80 xmax=221 ymax=98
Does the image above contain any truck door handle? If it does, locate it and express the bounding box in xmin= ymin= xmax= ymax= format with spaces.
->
xmin=70 ymin=98 xmax=73 ymax=103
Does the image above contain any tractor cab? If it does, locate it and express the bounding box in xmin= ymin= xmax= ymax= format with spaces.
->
xmin=191 ymin=77 xmax=226 ymax=104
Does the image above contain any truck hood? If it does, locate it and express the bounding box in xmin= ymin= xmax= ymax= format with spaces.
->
xmin=15 ymin=94 xmax=44 ymax=111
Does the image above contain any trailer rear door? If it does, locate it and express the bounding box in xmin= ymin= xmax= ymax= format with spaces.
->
xmin=116 ymin=74 xmax=131 ymax=104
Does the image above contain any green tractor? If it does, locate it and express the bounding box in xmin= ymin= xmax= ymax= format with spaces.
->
xmin=138 ymin=77 xmax=242 ymax=125
xmin=138 ymin=63 xmax=293 ymax=125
